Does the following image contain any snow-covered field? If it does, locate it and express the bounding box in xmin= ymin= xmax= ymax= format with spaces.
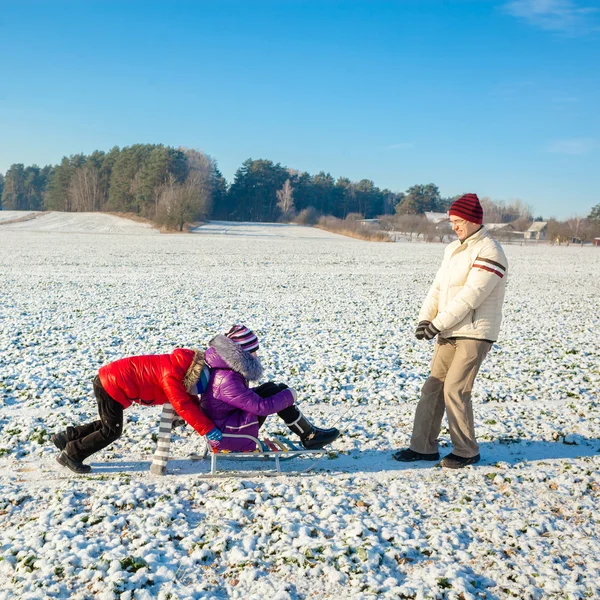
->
xmin=0 ymin=211 xmax=157 ymax=234
xmin=0 ymin=211 xmax=40 ymax=223
xmin=0 ymin=214 xmax=599 ymax=599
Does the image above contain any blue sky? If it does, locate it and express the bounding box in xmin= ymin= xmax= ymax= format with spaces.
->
xmin=1 ymin=0 xmax=598 ymax=218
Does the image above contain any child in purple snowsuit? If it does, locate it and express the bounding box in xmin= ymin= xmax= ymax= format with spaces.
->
xmin=200 ymin=325 xmax=340 ymax=452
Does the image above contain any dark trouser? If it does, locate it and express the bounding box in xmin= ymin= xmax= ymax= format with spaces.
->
xmin=253 ymin=382 xmax=300 ymax=428
xmin=65 ymin=376 xmax=124 ymax=462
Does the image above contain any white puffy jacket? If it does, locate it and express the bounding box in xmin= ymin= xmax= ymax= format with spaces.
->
xmin=418 ymin=227 xmax=508 ymax=342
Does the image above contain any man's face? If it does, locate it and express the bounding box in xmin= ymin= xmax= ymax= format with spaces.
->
xmin=450 ymin=216 xmax=479 ymax=241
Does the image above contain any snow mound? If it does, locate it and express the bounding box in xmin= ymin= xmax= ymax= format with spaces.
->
xmin=0 ymin=211 xmax=157 ymax=234
xmin=191 ymin=220 xmax=347 ymax=240
xmin=0 ymin=210 xmax=41 ymax=222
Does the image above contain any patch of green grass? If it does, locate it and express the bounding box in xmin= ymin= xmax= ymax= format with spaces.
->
xmin=120 ymin=556 xmax=148 ymax=573
xmin=437 ymin=577 xmax=452 ymax=590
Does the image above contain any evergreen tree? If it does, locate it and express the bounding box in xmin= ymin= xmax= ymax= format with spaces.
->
xmin=0 ymin=173 xmax=4 ymax=203
xmin=23 ymin=165 xmax=45 ymax=210
xmin=354 ymin=179 xmax=384 ymax=218
xmin=381 ymin=189 xmax=401 ymax=215
xmin=288 ymin=172 xmax=315 ymax=214
xmin=333 ymin=177 xmax=355 ymax=217
xmin=228 ymin=159 xmax=289 ymax=221
xmin=439 ymin=194 xmax=459 ymax=213
xmin=108 ymin=144 xmax=156 ymax=212
xmin=45 ymin=157 xmax=73 ymax=210
xmin=97 ymin=147 xmax=119 ymax=209
xmin=134 ymin=146 xmax=187 ymax=216
xmin=311 ymin=172 xmax=336 ymax=215
xmin=1 ymin=164 xmax=26 ymax=209
xmin=396 ymin=184 xmax=442 ymax=214
xmin=209 ymin=166 xmax=229 ymax=219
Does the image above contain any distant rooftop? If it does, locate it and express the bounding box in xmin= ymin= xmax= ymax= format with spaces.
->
xmin=485 ymin=222 xmax=511 ymax=231
xmin=425 ymin=211 xmax=449 ymax=224
xmin=526 ymin=221 xmax=548 ymax=232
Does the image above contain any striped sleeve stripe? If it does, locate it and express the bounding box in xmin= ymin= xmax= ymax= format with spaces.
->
xmin=473 ymin=259 xmax=505 ymax=278
xmin=476 ymin=257 xmax=506 ymax=271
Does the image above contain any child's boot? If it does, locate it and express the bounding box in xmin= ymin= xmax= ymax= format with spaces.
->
xmin=284 ymin=412 xmax=340 ymax=450
xmin=56 ymin=452 xmax=92 ymax=474
xmin=51 ymin=426 xmax=76 ymax=451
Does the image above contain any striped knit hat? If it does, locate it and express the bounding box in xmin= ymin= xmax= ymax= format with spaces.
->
xmin=226 ymin=324 xmax=260 ymax=353
xmin=449 ymin=193 xmax=483 ymax=225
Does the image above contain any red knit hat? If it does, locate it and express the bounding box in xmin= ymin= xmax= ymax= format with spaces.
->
xmin=448 ymin=193 xmax=483 ymax=225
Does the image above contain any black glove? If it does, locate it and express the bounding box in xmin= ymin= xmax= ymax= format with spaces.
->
xmin=422 ymin=322 xmax=440 ymax=341
xmin=415 ymin=321 xmax=430 ymax=340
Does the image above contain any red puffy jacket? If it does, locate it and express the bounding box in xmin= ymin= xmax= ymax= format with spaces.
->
xmin=98 ymin=349 xmax=214 ymax=436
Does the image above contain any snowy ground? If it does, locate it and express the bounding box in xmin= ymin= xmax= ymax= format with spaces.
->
xmin=0 ymin=214 xmax=599 ymax=599
xmin=0 ymin=211 xmax=41 ymax=223
xmin=0 ymin=211 xmax=157 ymax=234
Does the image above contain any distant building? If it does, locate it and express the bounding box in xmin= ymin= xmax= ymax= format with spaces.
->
xmin=594 ymin=238 xmax=600 ymax=247
xmin=424 ymin=211 xmax=449 ymax=224
xmin=524 ymin=221 xmax=548 ymax=241
xmin=485 ymin=222 xmax=524 ymax=242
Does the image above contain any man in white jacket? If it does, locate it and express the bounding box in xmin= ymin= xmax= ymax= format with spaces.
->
xmin=393 ymin=193 xmax=508 ymax=468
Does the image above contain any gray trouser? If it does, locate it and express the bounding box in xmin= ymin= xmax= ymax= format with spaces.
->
xmin=410 ymin=337 xmax=492 ymax=458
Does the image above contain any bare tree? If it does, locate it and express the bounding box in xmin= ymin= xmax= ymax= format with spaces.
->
xmin=293 ymin=206 xmax=320 ymax=225
xmin=481 ymin=196 xmax=533 ymax=223
xmin=377 ymin=215 xmax=398 ymax=232
xmin=396 ymin=214 xmax=425 ymax=240
xmin=68 ymin=164 xmax=102 ymax=211
xmin=567 ymin=216 xmax=596 ymax=246
xmin=547 ymin=219 xmax=570 ymax=245
xmin=480 ymin=196 xmax=503 ymax=223
xmin=418 ymin=220 xmax=438 ymax=242
xmin=567 ymin=216 xmax=585 ymax=242
xmin=276 ymin=179 xmax=295 ymax=219
xmin=435 ymin=222 xmax=453 ymax=243
xmin=155 ymin=171 xmax=211 ymax=231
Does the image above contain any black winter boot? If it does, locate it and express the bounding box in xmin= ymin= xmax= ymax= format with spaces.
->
xmin=51 ymin=427 xmax=76 ymax=451
xmin=285 ymin=412 xmax=340 ymax=450
xmin=301 ymin=425 xmax=340 ymax=450
xmin=56 ymin=452 xmax=92 ymax=474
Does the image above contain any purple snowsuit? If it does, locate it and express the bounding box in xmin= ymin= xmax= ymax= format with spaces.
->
xmin=199 ymin=334 xmax=295 ymax=451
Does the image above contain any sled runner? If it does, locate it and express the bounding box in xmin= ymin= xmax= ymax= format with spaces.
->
xmin=150 ymin=403 xmax=327 ymax=476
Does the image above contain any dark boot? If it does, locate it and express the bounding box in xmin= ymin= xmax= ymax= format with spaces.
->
xmin=440 ymin=452 xmax=480 ymax=469
xmin=56 ymin=452 xmax=92 ymax=474
xmin=284 ymin=412 xmax=340 ymax=450
xmin=392 ymin=448 xmax=440 ymax=462
xmin=51 ymin=427 xmax=76 ymax=451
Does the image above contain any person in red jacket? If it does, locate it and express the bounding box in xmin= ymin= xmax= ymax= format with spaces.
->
xmin=51 ymin=348 xmax=222 ymax=473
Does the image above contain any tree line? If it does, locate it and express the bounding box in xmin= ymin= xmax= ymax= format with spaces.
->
xmin=1 ymin=144 xmax=598 ymax=236
xmin=0 ymin=145 xmax=225 ymax=231
xmin=0 ymin=145 xmax=456 ymax=227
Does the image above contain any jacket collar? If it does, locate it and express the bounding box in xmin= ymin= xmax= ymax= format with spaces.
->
xmin=206 ymin=335 xmax=264 ymax=381
xmin=460 ymin=225 xmax=487 ymax=246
